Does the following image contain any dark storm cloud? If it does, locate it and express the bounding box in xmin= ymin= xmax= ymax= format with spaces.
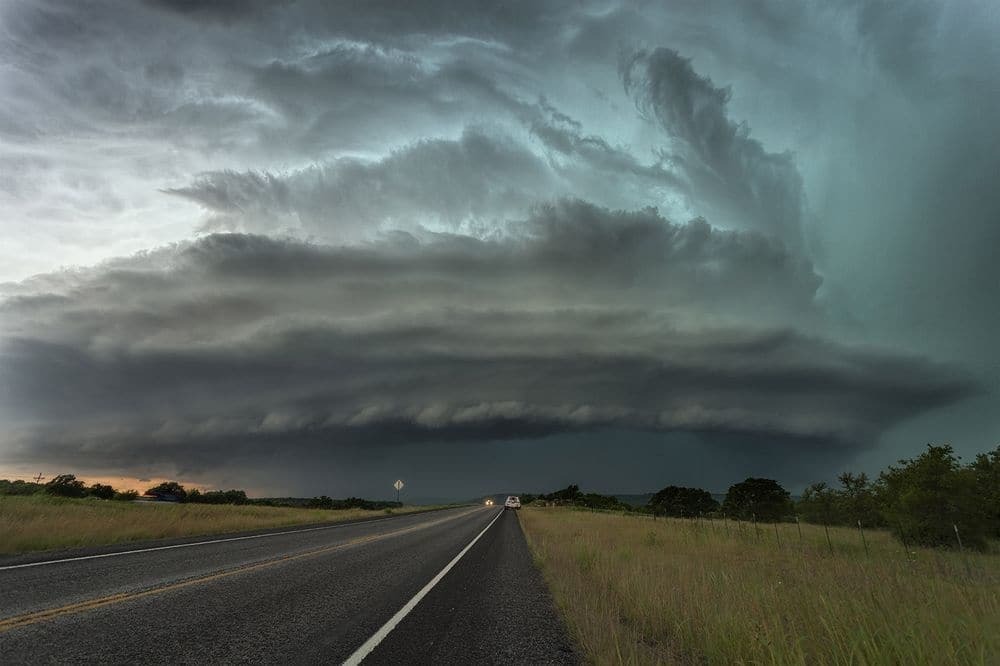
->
xmin=0 ymin=203 xmax=972 ymax=479
xmin=3 ymin=0 xmax=998 ymax=492
xmin=621 ymin=47 xmax=805 ymax=247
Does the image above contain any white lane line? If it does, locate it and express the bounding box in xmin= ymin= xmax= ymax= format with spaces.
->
xmin=342 ymin=508 xmax=505 ymax=666
xmin=0 ymin=509 xmax=463 ymax=572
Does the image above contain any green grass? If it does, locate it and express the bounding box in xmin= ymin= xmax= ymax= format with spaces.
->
xmin=519 ymin=507 xmax=1000 ymax=665
xmin=0 ymin=494 xmax=444 ymax=555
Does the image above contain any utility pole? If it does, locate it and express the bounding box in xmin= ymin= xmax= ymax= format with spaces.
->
xmin=33 ymin=473 xmax=44 ymax=483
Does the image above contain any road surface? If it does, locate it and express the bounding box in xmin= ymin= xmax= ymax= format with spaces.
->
xmin=0 ymin=506 xmax=577 ymax=664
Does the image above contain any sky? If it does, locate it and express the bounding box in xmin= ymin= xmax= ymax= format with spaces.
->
xmin=1 ymin=0 xmax=998 ymax=500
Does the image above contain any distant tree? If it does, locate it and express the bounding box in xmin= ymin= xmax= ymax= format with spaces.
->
xmin=796 ymin=482 xmax=839 ymax=524
xmin=186 ymin=488 xmax=202 ymax=503
xmin=970 ymin=445 xmax=1000 ymax=538
xmin=144 ymin=481 xmax=187 ymax=502
xmin=190 ymin=489 xmax=246 ymax=505
xmin=88 ymin=483 xmax=116 ymax=500
xmin=113 ymin=490 xmax=139 ymax=501
xmin=543 ymin=484 xmax=582 ymax=504
xmin=575 ymin=492 xmax=631 ymax=511
xmin=835 ymin=473 xmax=885 ymax=527
xmin=722 ymin=478 xmax=793 ymax=522
xmin=647 ymin=486 xmax=719 ymax=518
xmin=878 ymin=444 xmax=990 ymax=550
xmin=45 ymin=474 xmax=88 ymax=498
xmin=309 ymin=495 xmax=334 ymax=509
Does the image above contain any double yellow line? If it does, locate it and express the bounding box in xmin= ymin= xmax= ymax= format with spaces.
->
xmin=0 ymin=507 xmax=480 ymax=634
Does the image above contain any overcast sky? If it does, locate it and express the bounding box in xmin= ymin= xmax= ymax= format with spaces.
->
xmin=1 ymin=0 xmax=997 ymax=499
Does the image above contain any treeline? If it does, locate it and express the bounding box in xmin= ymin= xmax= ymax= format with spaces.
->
xmin=0 ymin=475 xmax=401 ymax=510
xmin=305 ymin=496 xmax=402 ymax=510
xmin=523 ymin=444 xmax=1000 ymax=551
xmin=520 ymin=485 xmax=633 ymax=512
xmin=0 ymin=475 xmax=140 ymax=501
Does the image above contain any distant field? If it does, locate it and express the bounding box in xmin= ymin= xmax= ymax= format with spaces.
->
xmin=520 ymin=507 xmax=1000 ymax=665
xmin=0 ymin=495 xmax=444 ymax=556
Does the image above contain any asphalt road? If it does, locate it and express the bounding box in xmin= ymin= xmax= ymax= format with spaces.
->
xmin=0 ymin=506 xmax=577 ymax=664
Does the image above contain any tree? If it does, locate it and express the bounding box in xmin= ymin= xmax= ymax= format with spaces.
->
xmin=722 ymin=478 xmax=792 ymax=522
xmin=648 ymin=485 xmax=719 ymax=517
xmin=879 ymin=444 xmax=990 ymax=549
xmin=970 ymin=445 xmax=1000 ymax=538
xmin=191 ymin=489 xmax=249 ymax=505
xmin=545 ymin=484 xmax=582 ymax=503
xmin=88 ymin=483 xmax=116 ymax=500
xmin=309 ymin=495 xmax=334 ymax=509
xmin=796 ymin=482 xmax=839 ymax=524
xmin=45 ymin=474 xmax=87 ymax=498
xmin=835 ymin=473 xmax=884 ymax=527
xmin=113 ymin=490 xmax=139 ymax=501
xmin=144 ymin=481 xmax=187 ymax=502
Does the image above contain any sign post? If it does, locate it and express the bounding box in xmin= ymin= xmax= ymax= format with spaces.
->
xmin=393 ymin=479 xmax=404 ymax=503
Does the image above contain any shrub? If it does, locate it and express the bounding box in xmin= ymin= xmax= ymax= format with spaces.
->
xmin=0 ymin=479 xmax=44 ymax=496
xmin=878 ymin=444 xmax=990 ymax=550
xmin=88 ymin=483 xmax=116 ymax=500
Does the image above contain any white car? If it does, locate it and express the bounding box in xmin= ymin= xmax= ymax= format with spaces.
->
xmin=504 ymin=495 xmax=521 ymax=510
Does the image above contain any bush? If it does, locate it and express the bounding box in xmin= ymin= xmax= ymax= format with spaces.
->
xmin=88 ymin=483 xmax=116 ymax=500
xmin=878 ymin=444 xmax=990 ymax=550
xmin=113 ymin=490 xmax=139 ymax=501
xmin=0 ymin=479 xmax=44 ymax=496
xmin=722 ymin=478 xmax=793 ymax=522
xmin=189 ymin=489 xmax=249 ymax=505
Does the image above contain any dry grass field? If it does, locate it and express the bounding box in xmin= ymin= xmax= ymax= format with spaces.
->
xmin=520 ymin=507 xmax=1000 ymax=665
xmin=0 ymin=495 xmax=440 ymax=555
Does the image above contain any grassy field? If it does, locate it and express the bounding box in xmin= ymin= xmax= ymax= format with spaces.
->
xmin=0 ymin=495 xmax=443 ymax=555
xmin=520 ymin=507 xmax=1000 ymax=665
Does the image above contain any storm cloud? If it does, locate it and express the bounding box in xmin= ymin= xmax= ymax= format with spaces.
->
xmin=0 ymin=209 xmax=971 ymax=481
xmin=1 ymin=0 xmax=997 ymax=495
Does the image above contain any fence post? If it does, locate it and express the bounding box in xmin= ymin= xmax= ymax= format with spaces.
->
xmin=795 ymin=515 xmax=803 ymax=545
xmin=752 ymin=513 xmax=760 ymax=542
xmin=857 ymin=520 xmax=870 ymax=558
xmin=774 ymin=521 xmax=781 ymax=549
xmin=824 ymin=522 xmax=834 ymax=555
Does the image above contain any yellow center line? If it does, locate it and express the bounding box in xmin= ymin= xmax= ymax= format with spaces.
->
xmin=0 ymin=507 xmax=482 ymax=634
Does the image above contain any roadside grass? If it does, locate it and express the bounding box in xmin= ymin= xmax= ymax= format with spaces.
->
xmin=519 ymin=507 xmax=1000 ymax=665
xmin=0 ymin=495 xmax=443 ymax=555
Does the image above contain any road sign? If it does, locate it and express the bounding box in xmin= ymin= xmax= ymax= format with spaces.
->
xmin=393 ymin=479 xmax=404 ymax=491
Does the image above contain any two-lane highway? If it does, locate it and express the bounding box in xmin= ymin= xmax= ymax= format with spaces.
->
xmin=0 ymin=506 xmax=577 ymax=664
